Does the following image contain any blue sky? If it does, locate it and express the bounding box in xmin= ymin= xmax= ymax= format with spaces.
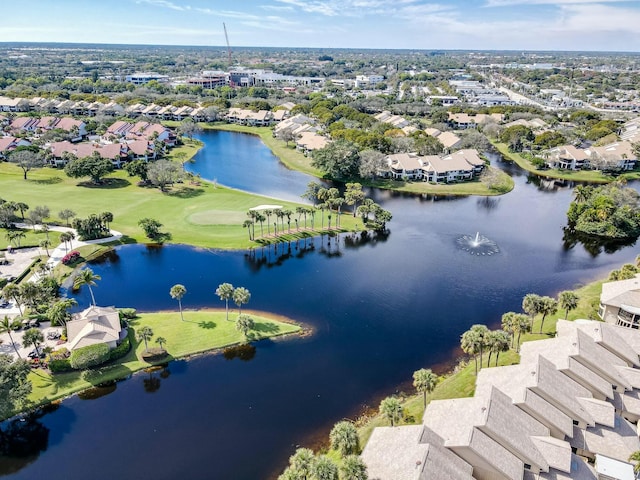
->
xmin=1 ymin=0 xmax=639 ymax=51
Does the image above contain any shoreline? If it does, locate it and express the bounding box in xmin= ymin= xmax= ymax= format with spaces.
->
xmin=202 ymin=123 xmax=515 ymax=197
xmin=7 ymin=308 xmax=307 ymax=421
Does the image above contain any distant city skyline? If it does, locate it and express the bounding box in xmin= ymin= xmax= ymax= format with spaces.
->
xmin=1 ymin=0 xmax=639 ymax=52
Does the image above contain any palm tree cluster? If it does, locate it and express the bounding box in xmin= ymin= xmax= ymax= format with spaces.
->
xmin=461 ymin=325 xmax=511 ymax=374
xmin=278 ymin=445 xmax=367 ymax=480
xmin=215 ymin=283 xmax=251 ymax=319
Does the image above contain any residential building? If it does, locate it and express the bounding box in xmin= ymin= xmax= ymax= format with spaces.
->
xmin=295 ymin=132 xmax=329 ymax=155
xmin=0 ymin=136 xmax=30 ymax=159
xmin=360 ymin=319 xmax=640 ymax=479
xmin=599 ymin=274 xmax=640 ymax=329
xmin=66 ymin=305 xmax=124 ymax=351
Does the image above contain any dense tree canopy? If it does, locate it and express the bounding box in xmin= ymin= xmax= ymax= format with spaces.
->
xmin=0 ymin=354 xmax=32 ymax=419
xmin=567 ymin=183 xmax=640 ymax=239
xmin=64 ymin=155 xmax=114 ymax=184
xmin=312 ymin=139 xmax=361 ymax=180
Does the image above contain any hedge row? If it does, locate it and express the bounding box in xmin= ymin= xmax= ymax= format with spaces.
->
xmin=69 ymin=343 xmax=110 ymax=370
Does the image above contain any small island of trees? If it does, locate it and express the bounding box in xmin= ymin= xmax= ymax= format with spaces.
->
xmin=566 ymin=182 xmax=640 ymax=240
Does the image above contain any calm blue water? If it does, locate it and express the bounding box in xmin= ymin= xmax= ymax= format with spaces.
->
xmin=2 ymin=131 xmax=638 ymax=480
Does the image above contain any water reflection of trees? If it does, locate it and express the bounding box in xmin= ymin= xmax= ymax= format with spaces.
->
xmin=142 ymin=365 xmax=170 ymax=393
xmin=223 ymin=344 xmax=256 ymax=362
xmin=562 ymin=227 xmax=637 ymax=257
xmin=88 ymin=249 xmax=120 ymax=265
xmin=0 ymin=407 xmax=55 ymax=475
xmin=476 ymin=196 xmax=500 ymax=212
xmin=244 ymin=230 xmax=391 ymax=270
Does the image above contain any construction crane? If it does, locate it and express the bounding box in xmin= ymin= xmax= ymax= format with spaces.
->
xmin=223 ymin=22 xmax=234 ymax=88
xmin=223 ymin=22 xmax=232 ymax=69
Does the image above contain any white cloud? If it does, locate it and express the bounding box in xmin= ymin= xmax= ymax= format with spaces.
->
xmin=485 ymin=0 xmax=637 ymax=6
xmin=135 ymin=0 xmax=189 ymax=11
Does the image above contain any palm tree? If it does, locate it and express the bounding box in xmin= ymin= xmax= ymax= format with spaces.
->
xmin=339 ymin=455 xmax=367 ymax=480
xmin=216 ymin=283 xmax=235 ymax=321
xmin=60 ymin=231 xmax=75 ymax=252
xmin=6 ymin=230 xmax=26 ymax=248
xmin=242 ymin=220 xmax=254 ymax=241
xmin=39 ymin=239 xmax=51 ymax=257
xmin=289 ymin=448 xmax=314 ymax=478
xmin=538 ymin=296 xmax=558 ymax=333
xmin=101 ymin=211 xmax=114 ymax=231
xmin=573 ymin=185 xmax=592 ymax=203
xmin=413 ymin=368 xmax=438 ymax=407
xmin=233 ymin=287 xmax=251 ymax=315
xmin=15 ymin=202 xmax=29 ymax=221
xmin=255 ymin=213 xmax=266 ymax=238
xmin=501 ymin=311 xmax=517 ymax=348
xmin=629 ymin=451 xmax=640 ymax=475
xmin=311 ymin=456 xmax=338 ymax=480
xmin=0 ymin=315 xmax=23 ymax=358
xmin=461 ymin=325 xmax=489 ymax=374
xmin=264 ymin=209 xmax=273 ymax=236
xmin=283 ymin=209 xmax=293 ymax=233
xmin=558 ymin=291 xmax=579 ymax=319
xmin=23 ymin=327 xmax=44 ymax=353
xmin=169 ymin=284 xmax=187 ymax=321
xmin=275 ymin=209 xmax=285 ymax=234
xmin=379 ymin=396 xmax=403 ymax=427
xmin=329 ymin=421 xmax=359 ymax=456
xmin=514 ymin=313 xmax=532 ymax=352
xmin=2 ymin=284 xmax=23 ymax=315
xmin=295 ymin=206 xmax=304 ymax=231
xmin=47 ymin=298 xmax=77 ymax=326
xmin=73 ymin=268 xmax=101 ymax=306
xmin=137 ymin=326 xmax=154 ymax=352
xmin=489 ymin=330 xmax=511 ymax=366
xmin=235 ymin=314 xmax=254 ymax=340
xmin=522 ymin=293 xmax=542 ymax=326
xmin=155 ymin=336 xmax=167 ymax=351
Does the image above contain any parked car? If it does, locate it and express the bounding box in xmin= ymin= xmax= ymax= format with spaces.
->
xmin=0 ymin=299 xmax=9 ymax=308
xmin=27 ymin=347 xmax=45 ymax=359
xmin=46 ymin=331 xmax=61 ymax=340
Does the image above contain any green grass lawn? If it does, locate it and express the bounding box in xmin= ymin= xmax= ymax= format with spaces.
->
xmin=26 ymin=309 xmax=301 ymax=412
xmin=1 ymin=227 xmax=62 ymax=251
xmin=355 ymin=268 xmax=608 ymax=448
xmin=492 ymin=141 xmax=640 ymax=183
xmin=0 ymin=159 xmax=360 ymax=250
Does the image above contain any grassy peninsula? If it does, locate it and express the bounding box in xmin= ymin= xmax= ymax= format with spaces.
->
xmin=26 ymin=309 xmax=302 ymax=412
xmin=0 ymin=141 xmax=360 ymax=250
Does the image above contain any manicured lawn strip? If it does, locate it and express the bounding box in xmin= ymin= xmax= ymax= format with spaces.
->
xmin=1 ymin=228 xmax=62 ymax=251
xmin=356 ymin=271 xmax=605 ymax=448
xmin=361 ymin=168 xmax=514 ymax=196
xmin=492 ymin=141 xmax=640 ymax=183
xmin=0 ymin=162 xmax=358 ymax=250
xmin=26 ymin=309 xmax=301 ymax=411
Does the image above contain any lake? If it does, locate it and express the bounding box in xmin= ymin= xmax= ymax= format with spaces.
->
xmin=1 ymin=130 xmax=637 ymax=480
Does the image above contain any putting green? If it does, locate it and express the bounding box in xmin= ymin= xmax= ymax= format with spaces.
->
xmin=187 ymin=209 xmax=247 ymax=225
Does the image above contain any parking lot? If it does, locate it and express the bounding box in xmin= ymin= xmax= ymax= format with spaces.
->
xmin=0 ymin=320 xmax=65 ymax=360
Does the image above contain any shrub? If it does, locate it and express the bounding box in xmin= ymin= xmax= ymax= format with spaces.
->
xmin=69 ymin=343 xmax=110 ymax=370
xmin=109 ymin=337 xmax=131 ymax=361
xmin=118 ymin=308 xmax=137 ymax=320
xmin=61 ymin=251 xmax=81 ymax=265
xmin=49 ymin=358 xmax=73 ymax=373
xmin=49 ymin=347 xmax=69 ymax=360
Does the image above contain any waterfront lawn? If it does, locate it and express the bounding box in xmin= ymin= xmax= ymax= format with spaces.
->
xmin=492 ymin=141 xmax=640 ymax=183
xmin=1 ymin=227 xmax=62 ymax=251
xmin=355 ymin=274 xmax=605 ymax=448
xmin=26 ymin=310 xmax=301 ymax=412
xmin=0 ymin=161 xmax=359 ymax=250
